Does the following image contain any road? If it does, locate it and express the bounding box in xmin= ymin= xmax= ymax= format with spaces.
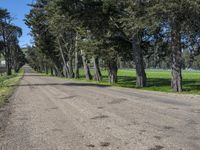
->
xmin=0 ymin=66 xmax=200 ymax=150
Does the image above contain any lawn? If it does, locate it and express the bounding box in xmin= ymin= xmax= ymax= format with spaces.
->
xmin=0 ymin=70 xmax=24 ymax=107
xmin=76 ymin=69 xmax=200 ymax=94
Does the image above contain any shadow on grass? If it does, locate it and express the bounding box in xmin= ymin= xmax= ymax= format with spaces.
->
xmin=116 ymin=76 xmax=171 ymax=88
xmin=183 ymin=80 xmax=200 ymax=92
xmin=117 ymin=76 xmax=136 ymax=88
xmin=80 ymin=74 xmax=200 ymax=93
xmin=11 ymin=73 xmax=200 ymax=93
xmin=116 ymin=76 xmax=200 ymax=93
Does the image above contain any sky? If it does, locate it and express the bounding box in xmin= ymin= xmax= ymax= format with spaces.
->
xmin=0 ymin=0 xmax=34 ymax=47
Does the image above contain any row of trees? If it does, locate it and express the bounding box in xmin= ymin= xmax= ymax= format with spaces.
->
xmin=26 ymin=0 xmax=200 ymax=92
xmin=0 ymin=8 xmax=26 ymax=75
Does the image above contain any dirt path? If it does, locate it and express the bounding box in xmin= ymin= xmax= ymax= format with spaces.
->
xmin=0 ymin=66 xmax=200 ymax=150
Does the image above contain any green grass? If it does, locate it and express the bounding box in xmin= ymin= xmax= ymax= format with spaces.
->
xmin=44 ymin=68 xmax=200 ymax=94
xmin=67 ymin=69 xmax=200 ymax=94
xmin=0 ymin=70 xmax=24 ymax=107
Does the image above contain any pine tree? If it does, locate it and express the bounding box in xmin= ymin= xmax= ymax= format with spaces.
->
xmin=147 ymin=0 xmax=200 ymax=92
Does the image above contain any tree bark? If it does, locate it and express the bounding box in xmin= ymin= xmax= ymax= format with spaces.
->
xmin=81 ymin=50 xmax=92 ymax=80
xmin=4 ymin=45 xmax=12 ymax=75
xmin=14 ymin=59 xmax=19 ymax=73
xmin=74 ymin=51 xmax=79 ymax=78
xmin=171 ymin=23 xmax=182 ymax=92
xmin=57 ymin=38 xmax=70 ymax=78
xmin=45 ymin=64 xmax=48 ymax=75
xmin=2 ymin=29 xmax=11 ymax=76
xmin=93 ymin=56 xmax=102 ymax=81
xmin=67 ymin=53 xmax=74 ymax=78
xmin=50 ymin=67 xmax=54 ymax=76
xmin=131 ymin=33 xmax=147 ymax=88
xmin=74 ymin=32 xmax=79 ymax=78
xmin=108 ymin=60 xmax=118 ymax=84
xmin=6 ymin=58 xmax=12 ymax=76
xmin=13 ymin=48 xmax=19 ymax=73
xmin=54 ymin=65 xmax=62 ymax=77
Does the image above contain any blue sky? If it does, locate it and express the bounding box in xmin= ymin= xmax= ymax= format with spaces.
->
xmin=0 ymin=0 xmax=34 ymax=47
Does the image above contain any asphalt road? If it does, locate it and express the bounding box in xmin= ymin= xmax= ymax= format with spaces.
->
xmin=0 ymin=66 xmax=200 ymax=150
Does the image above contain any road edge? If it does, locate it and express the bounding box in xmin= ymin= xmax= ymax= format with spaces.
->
xmin=0 ymin=71 xmax=24 ymax=132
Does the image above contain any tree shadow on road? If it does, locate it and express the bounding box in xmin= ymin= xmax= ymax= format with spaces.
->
xmin=23 ymin=74 xmax=48 ymax=77
xmin=8 ymin=82 xmax=111 ymax=88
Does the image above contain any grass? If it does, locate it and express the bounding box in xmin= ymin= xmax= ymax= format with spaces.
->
xmin=43 ymin=68 xmax=200 ymax=94
xmin=0 ymin=70 xmax=24 ymax=107
xmin=62 ymin=69 xmax=200 ymax=94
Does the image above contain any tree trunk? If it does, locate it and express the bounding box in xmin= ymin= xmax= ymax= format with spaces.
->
xmin=93 ymin=56 xmax=102 ymax=81
xmin=14 ymin=63 xmax=19 ymax=73
xmin=74 ymin=32 xmax=79 ymax=78
xmin=2 ymin=30 xmax=11 ymax=76
xmin=74 ymin=51 xmax=79 ymax=78
xmin=6 ymin=63 xmax=12 ymax=75
xmin=4 ymin=45 xmax=12 ymax=76
xmin=67 ymin=52 xmax=74 ymax=78
xmin=62 ymin=65 xmax=70 ymax=77
xmin=53 ymin=68 xmax=57 ymax=76
xmin=171 ymin=23 xmax=182 ymax=92
xmin=81 ymin=50 xmax=92 ymax=80
xmin=50 ymin=67 xmax=54 ymax=76
xmin=54 ymin=64 xmax=62 ymax=77
xmin=40 ymin=64 xmax=43 ymax=73
xmin=108 ymin=60 xmax=118 ymax=84
xmin=45 ymin=64 xmax=48 ymax=75
xmin=57 ymin=38 xmax=70 ymax=78
xmin=131 ymin=33 xmax=147 ymax=88
xmin=6 ymin=57 xmax=12 ymax=76
xmin=13 ymin=51 xmax=19 ymax=73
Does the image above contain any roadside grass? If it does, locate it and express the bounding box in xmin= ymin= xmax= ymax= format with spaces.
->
xmin=45 ymin=69 xmax=200 ymax=94
xmin=0 ymin=70 xmax=24 ymax=107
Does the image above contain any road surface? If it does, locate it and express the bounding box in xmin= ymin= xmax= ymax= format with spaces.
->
xmin=0 ymin=66 xmax=200 ymax=150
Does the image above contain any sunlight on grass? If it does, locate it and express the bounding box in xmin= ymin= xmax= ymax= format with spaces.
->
xmin=77 ymin=69 xmax=200 ymax=94
xmin=0 ymin=70 xmax=24 ymax=106
xmin=44 ymin=69 xmax=200 ymax=94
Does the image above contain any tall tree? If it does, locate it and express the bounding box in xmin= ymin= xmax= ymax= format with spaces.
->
xmin=0 ymin=8 xmax=23 ymax=75
xmin=25 ymin=0 xmax=63 ymax=76
xmin=120 ymin=0 xmax=149 ymax=87
xmin=147 ymin=0 xmax=200 ymax=92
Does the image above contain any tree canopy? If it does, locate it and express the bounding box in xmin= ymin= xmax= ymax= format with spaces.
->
xmin=25 ymin=0 xmax=200 ymax=92
xmin=0 ymin=8 xmax=25 ymax=75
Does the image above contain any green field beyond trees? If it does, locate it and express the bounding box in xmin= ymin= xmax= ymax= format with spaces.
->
xmin=51 ymin=69 xmax=200 ymax=94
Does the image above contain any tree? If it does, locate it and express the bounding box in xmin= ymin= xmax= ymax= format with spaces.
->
xmin=25 ymin=0 xmax=63 ymax=76
xmin=25 ymin=0 xmax=200 ymax=92
xmin=77 ymin=0 xmax=128 ymax=83
xmin=147 ymin=0 xmax=200 ymax=92
xmin=119 ymin=0 xmax=150 ymax=87
xmin=0 ymin=8 xmax=23 ymax=75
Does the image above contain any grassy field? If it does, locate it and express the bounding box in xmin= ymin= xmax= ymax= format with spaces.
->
xmin=0 ymin=70 xmax=24 ymax=107
xmin=74 ymin=69 xmax=200 ymax=94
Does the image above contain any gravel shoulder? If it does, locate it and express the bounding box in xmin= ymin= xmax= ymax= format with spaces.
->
xmin=0 ymin=67 xmax=200 ymax=150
